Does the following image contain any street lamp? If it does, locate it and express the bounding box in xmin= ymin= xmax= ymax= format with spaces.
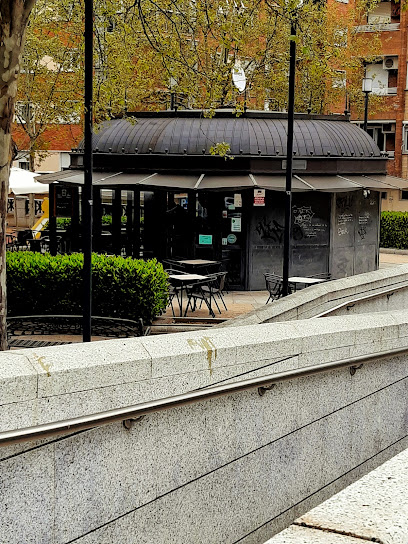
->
xmin=83 ymin=0 xmax=94 ymax=342
xmin=282 ymin=2 xmax=302 ymax=297
xmin=362 ymin=77 xmax=373 ymax=133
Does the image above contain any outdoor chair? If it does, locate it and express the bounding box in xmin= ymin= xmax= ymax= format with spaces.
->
xmin=165 ymin=268 xmax=190 ymax=317
xmin=264 ymin=272 xmax=289 ymax=303
xmin=200 ymin=271 xmax=228 ymax=311
xmin=13 ymin=229 xmax=32 ymax=251
xmin=219 ymin=258 xmax=231 ymax=293
xmin=162 ymin=259 xmax=187 ymax=272
xmin=6 ymin=233 xmax=17 ymax=251
xmin=184 ymin=277 xmax=219 ymax=317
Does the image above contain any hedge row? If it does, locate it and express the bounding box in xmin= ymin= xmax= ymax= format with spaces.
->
xmin=380 ymin=211 xmax=408 ymax=249
xmin=6 ymin=252 xmax=169 ymax=324
xmin=45 ymin=215 xmax=128 ymax=230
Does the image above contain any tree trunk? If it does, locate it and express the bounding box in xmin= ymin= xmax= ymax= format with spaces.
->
xmin=0 ymin=0 xmax=36 ymax=349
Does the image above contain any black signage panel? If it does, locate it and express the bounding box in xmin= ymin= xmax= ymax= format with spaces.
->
xmin=56 ymin=186 xmax=73 ymax=217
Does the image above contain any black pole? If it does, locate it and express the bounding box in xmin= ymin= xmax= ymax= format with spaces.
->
xmin=49 ymin=183 xmax=57 ymax=256
xmin=363 ymin=91 xmax=369 ymax=132
xmin=282 ymin=22 xmax=296 ymax=297
xmin=83 ymin=0 xmax=94 ymax=342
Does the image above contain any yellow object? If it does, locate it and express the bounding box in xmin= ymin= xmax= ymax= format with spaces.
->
xmin=32 ymin=197 xmax=49 ymax=239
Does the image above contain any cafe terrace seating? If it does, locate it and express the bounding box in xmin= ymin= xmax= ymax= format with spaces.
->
xmin=184 ymin=272 xmax=228 ymax=317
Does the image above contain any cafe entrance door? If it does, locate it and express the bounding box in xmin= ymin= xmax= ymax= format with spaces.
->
xmin=196 ymin=191 xmax=247 ymax=290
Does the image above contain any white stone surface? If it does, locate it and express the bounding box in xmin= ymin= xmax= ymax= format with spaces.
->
xmin=268 ymin=447 xmax=408 ymax=544
xmin=221 ymin=264 xmax=408 ymax=327
xmin=2 ymin=266 xmax=408 ymax=542
xmin=0 ymin=352 xmax=37 ymax=406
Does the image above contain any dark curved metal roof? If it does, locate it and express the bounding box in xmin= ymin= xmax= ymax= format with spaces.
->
xmin=86 ymin=114 xmax=381 ymax=158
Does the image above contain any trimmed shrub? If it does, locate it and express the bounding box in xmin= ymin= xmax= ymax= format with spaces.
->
xmin=380 ymin=211 xmax=408 ymax=249
xmin=6 ymin=252 xmax=169 ymax=324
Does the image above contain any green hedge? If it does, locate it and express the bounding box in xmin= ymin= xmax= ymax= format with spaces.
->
xmin=380 ymin=211 xmax=408 ymax=249
xmin=6 ymin=252 xmax=169 ymax=324
xmin=44 ymin=215 xmax=128 ymax=230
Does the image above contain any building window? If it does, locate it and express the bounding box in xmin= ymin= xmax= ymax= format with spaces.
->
xmin=381 ymin=192 xmax=387 ymax=199
xmin=354 ymin=121 xmax=396 ymax=157
xmin=332 ymin=70 xmax=346 ymax=88
xmin=14 ymin=102 xmax=35 ymax=124
xmin=366 ymin=59 xmax=398 ymax=95
xmin=401 ymin=191 xmax=408 ymax=200
xmin=367 ymin=1 xmax=391 ymax=24
xmin=18 ymin=161 xmax=29 ymax=171
xmin=403 ymin=124 xmax=408 ymax=152
xmin=334 ymin=29 xmax=348 ymax=47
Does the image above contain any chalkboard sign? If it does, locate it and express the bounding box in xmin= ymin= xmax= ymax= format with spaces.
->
xmin=56 ymin=186 xmax=73 ymax=217
xmin=291 ymin=193 xmax=330 ymax=247
xmin=335 ymin=193 xmax=355 ymax=247
xmin=355 ymin=194 xmax=378 ymax=246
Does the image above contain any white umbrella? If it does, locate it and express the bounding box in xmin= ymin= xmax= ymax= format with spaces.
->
xmin=9 ymin=167 xmax=49 ymax=195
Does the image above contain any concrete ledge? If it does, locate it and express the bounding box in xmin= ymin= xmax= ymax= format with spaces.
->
xmin=1 ymin=308 xmax=408 ymax=542
xmin=219 ymin=264 xmax=408 ymax=327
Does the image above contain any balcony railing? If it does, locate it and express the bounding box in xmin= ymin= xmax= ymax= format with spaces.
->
xmin=372 ymin=87 xmax=398 ymax=96
xmin=355 ymin=22 xmax=400 ymax=32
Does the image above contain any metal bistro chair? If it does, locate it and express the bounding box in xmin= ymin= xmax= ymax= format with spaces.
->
xmin=200 ymin=271 xmax=228 ymax=312
xmin=163 ymin=259 xmax=187 ymax=272
xmin=264 ymin=272 xmax=290 ymax=304
xmin=6 ymin=233 xmax=17 ymax=251
xmin=184 ymin=276 xmax=219 ymax=318
xmin=13 ymin=229 xmax=32 ymax=251
xmin=165 ymin=268 xmax=190 ymax=317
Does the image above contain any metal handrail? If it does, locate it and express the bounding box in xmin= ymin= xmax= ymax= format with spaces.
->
xmin=313 ymin=282 xmax=408 ymax=318
xmin=1 ymin=345 xmax=408 ymax=448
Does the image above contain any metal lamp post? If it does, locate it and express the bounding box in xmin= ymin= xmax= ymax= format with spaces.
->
xmin=282 ymin=11 xmax=300 ymax=297
xmin=83 ymin=0 xmax=94 ymax=342
xmin=362 ymin=77 xmax=373 ymax=133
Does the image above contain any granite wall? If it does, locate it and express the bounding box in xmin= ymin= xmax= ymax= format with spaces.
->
xmin=1 ymin=299 xmax=408 ymax=542
xmin=221 ymin=263 xmax=408 ymax=328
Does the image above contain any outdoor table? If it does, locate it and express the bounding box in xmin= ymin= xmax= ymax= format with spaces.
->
xmin=176 ymin=259 xmax=220 ymax=274
xmin=288 ymin=276 xmax=326 ymax=291
xmin=168 ymin=274 xmax=209 ymax=316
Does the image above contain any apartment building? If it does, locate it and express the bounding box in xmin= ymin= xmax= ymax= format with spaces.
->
xmin=352 ymin=0 xmax=408 ymax=209
xmin=12 ymin=124 xmax=82 ymax=173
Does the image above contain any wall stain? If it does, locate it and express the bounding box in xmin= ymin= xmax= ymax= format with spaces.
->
xmin=187 ymin=337 xmax=217 ymax=375
xmin=33 ymin=354 xmax=51 ymax=377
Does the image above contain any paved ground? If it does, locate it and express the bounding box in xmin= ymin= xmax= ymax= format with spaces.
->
xmin=159 ymin=289 xmax=266 ymax=321
xmin=266 ymin=447 xmax=408 ymax=544
xmin=379 ymin=249 xmax=408 ymax=268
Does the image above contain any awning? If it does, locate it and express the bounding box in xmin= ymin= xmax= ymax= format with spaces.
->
xmin=9 ymin=167 xmax=48 ymax=195
xmin=37 ymin=170 xmax=408 ymax=193
xmin=197 ymin=175 xmax=255 ymax=190
xmin=35 ymin=170 xmax=123 ymax=185
xmin=359 ymin=174 xmax=408 ymax=190
xmin=252 ymin=175 xmax=309 ymax=191
xmin=337 ymin=175 xmax=396 ymax=191
xmin=135 ymin=174 xmax=200 ymax=189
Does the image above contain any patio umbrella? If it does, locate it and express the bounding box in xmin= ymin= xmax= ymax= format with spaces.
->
xmin=9 ymin=167 xmax=48 ymax=195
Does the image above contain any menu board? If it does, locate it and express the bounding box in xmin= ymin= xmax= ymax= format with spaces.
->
xmin=55 ymin=186 xmax=73 ymax=217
